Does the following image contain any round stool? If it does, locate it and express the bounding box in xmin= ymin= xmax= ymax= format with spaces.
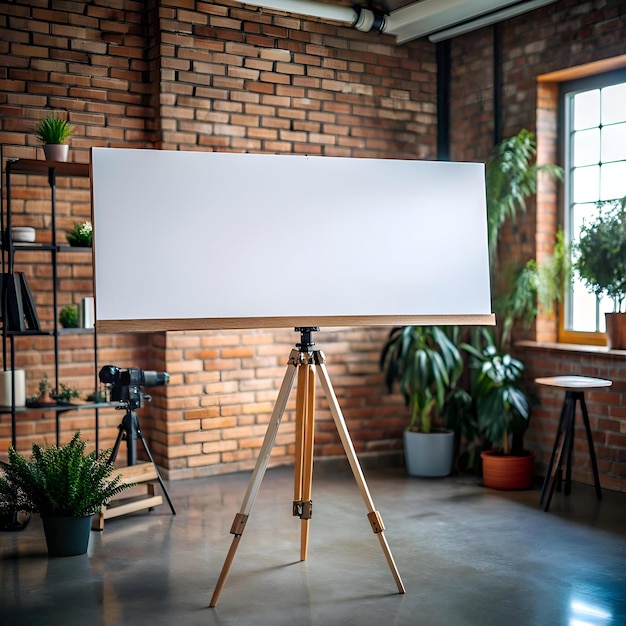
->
xmin=535 ymin=376 xmax=611 ymax=512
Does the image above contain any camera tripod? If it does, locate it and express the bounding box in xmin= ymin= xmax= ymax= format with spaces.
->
xmin=108 ymin=401 xmax=176 ymax=517
xmin=209 ymin=327 xmax=405 ymax=607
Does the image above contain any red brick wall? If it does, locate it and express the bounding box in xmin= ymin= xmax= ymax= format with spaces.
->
xmin=449 ymin=0 xmax=626 ymax=491
xmin=0 ymin=1 xmax=434 ymax=474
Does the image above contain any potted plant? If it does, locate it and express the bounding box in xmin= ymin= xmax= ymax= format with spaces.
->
xmin=460 ymin=129 xmax=563 ymax=486
xmin=65 ymin=220 xmax=93 ymax=247
xmin=53 ymin=383 xmax=80 ymax=404
xmin=36 ymin=376 xmax=56 ymax=405
xmin=59 ymin=304 xmax=79 ymax=328
xmin=0 ymin=431 xmax=132 ymax=556
xmin=462 ymin=329 xmax=534 ymax=489
xmin=34 ymin=113 xmax=73 ymax=162
xmin=574 ymin=196 xmax=626 ymax=349
xmin=380 ymin=325 xmax=464 ymax=477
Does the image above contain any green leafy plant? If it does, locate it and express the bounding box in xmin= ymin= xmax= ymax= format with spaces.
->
xmin=53 ymin=383 xmax=80 ymax=403
xmin=486 ymin=129 xmax=565 ymax=351
xmin=86 ymin=390 xmax=106 ymax=403
xmin=574 ymin=196 xmax=626 ymax=312
xmin=65 ymin=221 xmax=92 ymax=247
xmin=0 ymin=431 xmax=132 ymax=517
xmin=462 ymin=329 xmax=531 ymax=456
xmin=59 ymin=305 xmax=79 ymax=328
xmin=34 ymin=114 xmax=73 ymax=145
xmin=380 ymin=325 xmax=464 ymax=433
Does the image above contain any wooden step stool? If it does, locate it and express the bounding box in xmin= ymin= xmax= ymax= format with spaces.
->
xmin=92 ymin=462 xmax=163 ymax=530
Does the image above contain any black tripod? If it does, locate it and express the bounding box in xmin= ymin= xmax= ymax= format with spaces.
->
xmin=109 ymin=400 xmax=176 ymax=516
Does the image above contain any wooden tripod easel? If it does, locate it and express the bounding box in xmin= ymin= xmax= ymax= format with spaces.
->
xmin=210 ymin=327 xmax=405 ymax=607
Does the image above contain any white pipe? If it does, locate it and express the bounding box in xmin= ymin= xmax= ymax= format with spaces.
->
xmin=240 ymin=0 xmax=358 ymax=25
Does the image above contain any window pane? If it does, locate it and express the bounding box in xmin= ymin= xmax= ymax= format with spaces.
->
xmin=572 ymin=202 xmax=598 ymax=241
xmin=573 ymin=128 xmax=600 ymax=166
xmin=601 ymin=122 xmax=626 ymax=163
xmin=599 ymin=296 xmax=613 ymax=327
xmin=602 ymin=83 xmax=626 ymax=125
xmin=571 ymin=283 xmax=597 ymax=331
xmin=573 ymin=89 xmax=600 ymax=130
xmin=600 ymin=161 xmax=626 ymax=201
xmin=572 ymin=165 xmax=599 ymax=203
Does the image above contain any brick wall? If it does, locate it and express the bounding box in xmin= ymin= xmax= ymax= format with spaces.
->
xmin=449 ymin=0 xmax=626 ymax=491
xmin=1 ymin=0 xmax=625 ymax=490
xmin=0 ymin=0 xmax=433 ymax=475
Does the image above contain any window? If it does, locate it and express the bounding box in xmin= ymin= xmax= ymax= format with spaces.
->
xmin=561 ymin=69 xmax=626 ymax=334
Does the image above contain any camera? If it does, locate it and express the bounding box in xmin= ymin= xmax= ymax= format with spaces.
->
xmin=99 ymin=365 xmax=169 ymax=409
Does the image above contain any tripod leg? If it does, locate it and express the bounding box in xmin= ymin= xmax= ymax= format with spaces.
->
xmin=136 ymin=429 xmax=176 ymax=515
xmin=314 ymin=351 xmax=405 ymax=594
xmin=293 ymin=364 xmax=315 ymax=562
xmin=210 ymin=350 xmax=300 ymax=608
xmin=107 ymin=423 xmax=125 ymax=465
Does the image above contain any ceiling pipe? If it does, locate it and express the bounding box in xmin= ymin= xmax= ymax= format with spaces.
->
xmin=239 ymin=0 xmax=387 ymax=33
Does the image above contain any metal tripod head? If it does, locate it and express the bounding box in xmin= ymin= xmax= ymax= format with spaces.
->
xmin=295 ymin=327 xmax=320 ymax=354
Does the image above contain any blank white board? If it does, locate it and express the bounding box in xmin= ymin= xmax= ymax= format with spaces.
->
xmin=90 ymin=148 xmax=494 ymax=332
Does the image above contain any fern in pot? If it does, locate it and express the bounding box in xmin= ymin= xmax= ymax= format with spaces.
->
xmin=0 ymin=432 xmax=132 ymax=556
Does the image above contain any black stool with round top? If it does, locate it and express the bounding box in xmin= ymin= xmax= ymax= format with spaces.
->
xmin=535 ymin=375 xmax=612 ymax=513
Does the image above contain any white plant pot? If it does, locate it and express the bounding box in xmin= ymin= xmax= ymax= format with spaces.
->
xmin=43 ymin=144 xmax=69 ymax=162
xmin=403 ymin=429 xmax=455 ymax=477
xmin=0 ymin=369 xmax=26 ymax=407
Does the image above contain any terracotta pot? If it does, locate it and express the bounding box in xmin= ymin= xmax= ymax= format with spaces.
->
xmin=480 ymin=449 xmax=535 ymax=490
xmin=605 ymin=312 xmax=626 ymax=350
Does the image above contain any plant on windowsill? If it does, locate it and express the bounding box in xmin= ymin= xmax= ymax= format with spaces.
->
xmin=0 ymin=431 xmax=133 ymax=556
xmin=573 ymin=196 xmax=626 ymax=349
xmin=34 ymin=113 xmax=73 ymax=163
xmin=65 ymin=221 xmax=92 ymax=247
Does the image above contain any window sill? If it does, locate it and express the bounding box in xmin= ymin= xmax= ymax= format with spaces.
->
xmin=515 ymin=340 xmax=626 ymax=358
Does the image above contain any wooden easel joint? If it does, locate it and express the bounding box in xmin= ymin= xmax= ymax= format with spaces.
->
xmin=230 ymin=512 xmax=248 ymax=536
xmin=293 ymin=499 xmax=313 ymax=519
xmin=367 ymin=511 xmax=385 ymax=533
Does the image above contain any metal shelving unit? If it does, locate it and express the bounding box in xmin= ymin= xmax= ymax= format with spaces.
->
xmin=1 ymin=159 xmax=102 ymax=449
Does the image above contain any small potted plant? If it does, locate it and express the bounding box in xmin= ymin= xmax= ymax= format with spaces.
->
xmin=34 ymin=113 xmax=73 ymax=162
xmin=65 ymin=221 xmax=93 ymax=247
xmin=0 ymin=431 xmax=133 ymax=556
xmin=574 ymin=196 xmax=626 ymax=349
xmin=380 ymin=325 xmax=464 ymax=477
xmin=36 ymin=376 xmax=56 ymax=405
xmin=59 ymin=304 xmax=79 ymax=328
xmin=53 ymin=383 xmax=80 ymax=404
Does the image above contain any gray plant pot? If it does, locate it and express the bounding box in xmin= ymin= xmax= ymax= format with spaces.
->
xmin=43 ymin=144 xmax=69 ymax=162
xmin=42 ymin=515 xmax=91 ymax=557
xmin=403 ymin=429 xmax=455 ymax=477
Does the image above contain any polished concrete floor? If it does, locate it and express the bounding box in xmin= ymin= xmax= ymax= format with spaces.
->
xmin=1 ymin=463 xmax=625 ymax=626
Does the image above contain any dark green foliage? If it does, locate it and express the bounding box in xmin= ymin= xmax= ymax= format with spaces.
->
xmin=380 ymin=325 xmax=464 ymax=433
xmin=574 ymin=196 xmax=626 ymax=312
xmin=34 ymin=114 xmax=73 ymax=144
xmin=65 ymin=221 xmax=92 ymax=247
xmin=59 ymin=305 xmax=79 ymax=328
xmin=462 ymin=329 xmax=530 ymax=455
xmin=53 ymin=383 xmax=80 ymax=402
xmin=0 ymin=432 xmax=132 ymax=517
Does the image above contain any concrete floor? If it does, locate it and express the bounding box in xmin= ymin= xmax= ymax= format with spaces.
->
xmin=1 ymin=463 xmax=625 ymax=626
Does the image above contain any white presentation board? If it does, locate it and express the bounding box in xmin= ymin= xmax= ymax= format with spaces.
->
xmin=90 ymin=148 xmax=494 ymax=332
